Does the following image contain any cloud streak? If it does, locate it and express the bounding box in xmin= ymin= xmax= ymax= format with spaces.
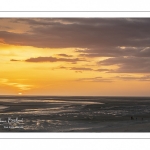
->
xmin=0 ymin=78 xmax=33 ymax=90
xmin=76 ymin=75 xmax=150 ymax=82
xmin=55 ymin=66 xmax=112 ymax=72
xmin=115 ymin=75 xmax=150 ymax=81
xmin=99 ymin=56 xmax=150 ymax=73
xmin=24 ymin=56 xmax=84 ymax=63
xmin=76 ymin=77 xmax=113 ymax=82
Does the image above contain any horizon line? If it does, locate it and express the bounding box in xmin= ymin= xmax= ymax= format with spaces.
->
xmin=0 ymin=94 xmax=150 ymax=97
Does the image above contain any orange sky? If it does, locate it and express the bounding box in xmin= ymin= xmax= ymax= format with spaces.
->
xmin=0 ymin=18 xmax=150 ymax=96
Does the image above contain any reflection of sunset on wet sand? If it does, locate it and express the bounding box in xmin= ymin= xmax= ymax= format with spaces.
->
xmin=0 ymin=96 xmax=150 ymax=132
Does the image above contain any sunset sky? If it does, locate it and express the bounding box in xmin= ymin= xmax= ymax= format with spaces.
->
xmin=0 ymin=18 xmax=150 ymax=96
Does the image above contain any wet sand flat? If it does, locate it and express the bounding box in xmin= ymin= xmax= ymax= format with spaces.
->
xmin=0 ymin=96 xmax=150 ymax=132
